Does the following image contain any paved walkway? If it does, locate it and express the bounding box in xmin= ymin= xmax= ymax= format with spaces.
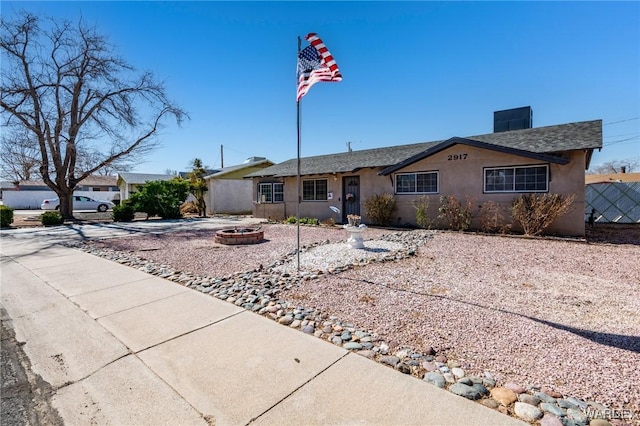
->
xmin=1 ymin=220 xmax=525 ymax=425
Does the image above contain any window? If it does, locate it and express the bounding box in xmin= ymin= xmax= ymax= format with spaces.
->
xmin=395 ymin=172 xmax=439 ymax=194
xmin=258 ymin=182 xmax=284 ymax=203
xmin=302 ymin=179 xmax=327 ymax=201
xmin=484 ymin=165 xmax=548 ymax=193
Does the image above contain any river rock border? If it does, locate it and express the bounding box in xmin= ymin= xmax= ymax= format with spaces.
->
xmin=66 ymin=231 xmax=626 ymax=426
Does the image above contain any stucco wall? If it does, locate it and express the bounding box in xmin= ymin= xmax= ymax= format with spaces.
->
xmin=252 ymin=145 xmax=587 ymax=236
xmin=208 ymin=179 xmax=254 ymax=214
xmin=390 ymin=146 xmax=586 ymax=235
xmin=252 ymin=175 xmax=353 ymax=222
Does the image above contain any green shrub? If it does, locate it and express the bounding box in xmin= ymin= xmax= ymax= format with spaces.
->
xmin=40 ymin=211 xmax=64 ymax=226
xmin=412 ymin=196 xmax=433 ymax=229
xmin=285 ymin=216 xmax=297 ymax=224
xmin=129 ymin=178 xmax=189 ymax=219
xmin=364 ymin=193 xmax=397 ymax=226
xmin=438 ymin=195 xmax=474 ymax=231
xmin=112 ymin=203 xmax=135 ymax=222
xmin=285 ymin=216 xmax=320 ymax=225
xmin=511 ymin=193 xmax=575 ymax=236
xmin=0 ymin=205 xmax=14 ymax=228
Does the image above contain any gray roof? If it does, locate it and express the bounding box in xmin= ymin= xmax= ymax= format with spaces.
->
xmin=467 ymin=120 xmax=602 ymax=152
xmin=117 ymin=173 xmax=175 ymax=184
xmin=204 ymin=159 xmax=273 ymax=179
xmin=247 ymin=120 xmax=602 ymax=178
xmin=379 ymin=137 xmax=571 ymax=176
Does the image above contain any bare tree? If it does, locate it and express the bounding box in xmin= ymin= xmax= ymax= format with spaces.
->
xmin=0 ymin=126 xmax=41 ymax=182
xmin=74 ymin=146 xmax=135 ymax=176
xmin=1 ymin=12 xmax=187 ymax=218
xmin=588 ymin=158 xmax=639 ymax=174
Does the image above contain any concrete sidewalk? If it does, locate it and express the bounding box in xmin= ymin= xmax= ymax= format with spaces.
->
xmin=1 ymin=230 xmax=525 ymax=425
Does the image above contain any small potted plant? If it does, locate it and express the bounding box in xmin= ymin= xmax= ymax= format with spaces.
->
xmin=347 ymin=214 xmax=361 ymax=227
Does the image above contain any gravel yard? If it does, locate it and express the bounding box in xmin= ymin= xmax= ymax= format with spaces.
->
xmin=88 ymin=223 xmax=640 ymax=420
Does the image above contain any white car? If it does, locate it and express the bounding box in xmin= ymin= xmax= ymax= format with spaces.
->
xmin=41 ymin=196 xmax=115 ymax=212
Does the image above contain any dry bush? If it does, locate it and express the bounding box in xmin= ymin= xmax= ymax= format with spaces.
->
xmin=180 ymin=201 xmax=199 ymax=215
xmin=437 ymin=195 xmax=475 ymax=231
xmin=479 ymin=200 xmax=512 ymax=234
xmin=321 ymin=217 xmax=336 ymax=227
xmin=364 ymin=193 xmax=397 ymax=226
xmin=511 ymin=193 xmax=575 ymax=236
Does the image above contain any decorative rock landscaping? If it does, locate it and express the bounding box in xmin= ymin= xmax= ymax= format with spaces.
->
xmin=67 ymin=229 xmax=634 ymax=426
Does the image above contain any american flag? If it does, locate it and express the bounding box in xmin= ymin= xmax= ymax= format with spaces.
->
xmin=296 ymin=33 xmax=342 ymax=102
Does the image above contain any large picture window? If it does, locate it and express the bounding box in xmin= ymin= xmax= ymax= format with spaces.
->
xmin=258 ymin=182 xmax=284 ymax=203
xmin=395 ymin=172 xmax=439 ymax=194
xmin=302 ymin=179 xmax=327 ymax=201
xmin=484 ymin=165 xmax=548 ymax=193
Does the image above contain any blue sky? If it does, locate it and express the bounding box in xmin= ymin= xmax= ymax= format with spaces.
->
xmin=4 ymin=1 xmax=639 ymax=173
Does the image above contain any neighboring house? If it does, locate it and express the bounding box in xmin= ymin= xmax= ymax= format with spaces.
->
xmin=247 ymin=107 xmax=602 ymax=236
xmin=116 ymin=173 xmax=176 ymax=202
xmin=0 ymin=176 xmax=118 ymax=209
xmin=585 ymin=172 xmax=640 ymax=223
xmin=204 ymin=157 xmax=274 ymax=214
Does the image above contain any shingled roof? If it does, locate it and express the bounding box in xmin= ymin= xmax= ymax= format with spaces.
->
xmin=247 ymin=119 xmax=602 ymax=178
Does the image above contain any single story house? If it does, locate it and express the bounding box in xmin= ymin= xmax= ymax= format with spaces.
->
xmin=204 ymin=157 xmax=274 ymax=215
xmin=247 ymin=107 xmax=602 ymax=236
xmin=116 ymin=173 xmax=177 ymax=202
xmin=0 ymin=176 xmax=118 ymax=209
xmin=116 ymin=159 xmax=273 ymax=215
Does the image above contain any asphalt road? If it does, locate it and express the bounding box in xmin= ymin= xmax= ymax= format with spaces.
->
xmin=2 ymin=215 xmax=264 ymax=241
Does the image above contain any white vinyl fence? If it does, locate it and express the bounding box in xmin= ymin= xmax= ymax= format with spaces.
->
xmin=0 ymin=190 xmax=119 ymax=210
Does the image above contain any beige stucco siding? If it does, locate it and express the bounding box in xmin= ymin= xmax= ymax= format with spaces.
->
xmin=208 ymin=179 xmax=254 ymax=214
xmin=253 ymin=175 xmax=348 ymax=221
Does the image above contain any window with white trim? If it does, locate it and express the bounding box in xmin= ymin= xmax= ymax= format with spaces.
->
xmin=484 ymin=165 xmax=548 ymax=193
xmin=258 ymin=182 xmax=284 ymax=203
xmin=302 ymin=179 xmax=327 ymax=201
xmin=395 ymin=172 xmax=439 ymax=194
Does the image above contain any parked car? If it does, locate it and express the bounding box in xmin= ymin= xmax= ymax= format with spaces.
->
xmin=41 ymin=196 xmax=115 ymax=212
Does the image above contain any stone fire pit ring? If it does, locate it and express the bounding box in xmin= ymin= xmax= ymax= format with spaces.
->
xmin=214 ymin=226 xmax=264 ymax=245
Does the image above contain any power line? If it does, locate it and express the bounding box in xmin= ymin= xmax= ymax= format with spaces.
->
xmin=221 ymin=144 xmax=253 ymax=158
xmin=603 ymin=117 xmax=640 ymax=126
xmin=603 ymin=135 xmax=640 ymax=147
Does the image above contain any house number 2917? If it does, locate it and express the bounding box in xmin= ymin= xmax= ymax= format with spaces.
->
xmin=447 ymin=154 xmax=468 ymax=161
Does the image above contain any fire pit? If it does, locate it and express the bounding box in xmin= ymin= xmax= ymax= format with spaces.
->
xmin=214 ymin=226 xmax=264 ymax=245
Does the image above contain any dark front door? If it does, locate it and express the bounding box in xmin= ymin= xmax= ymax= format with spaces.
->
xmin=342 ymin=176 xmax=360 ymax=223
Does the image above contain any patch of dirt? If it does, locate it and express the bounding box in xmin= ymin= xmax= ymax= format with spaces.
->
xmin=585 ymin=223 xmax=640 ymax=245
xmin=1 ymin=307 xmax=63 ymax=426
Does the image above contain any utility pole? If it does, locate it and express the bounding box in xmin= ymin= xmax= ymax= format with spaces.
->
xmin=220 ymin=145 xmax=224 ymax=168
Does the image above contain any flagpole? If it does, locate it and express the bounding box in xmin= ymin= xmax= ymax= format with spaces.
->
xmin=296 ymin=35 xmax=301 ymax=274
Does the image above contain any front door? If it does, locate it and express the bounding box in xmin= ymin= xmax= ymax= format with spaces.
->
xmin=342 ymin=176 xmax=360 ymax=223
